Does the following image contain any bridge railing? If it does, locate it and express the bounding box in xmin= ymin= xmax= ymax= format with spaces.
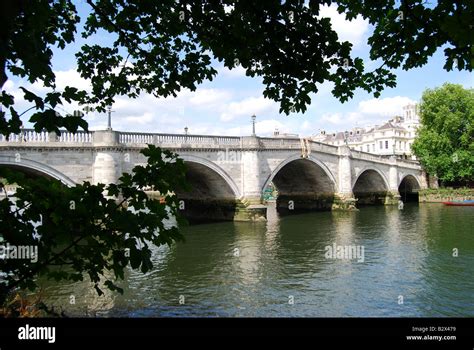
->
xmin=351 ymin=150 xmax=388 ymax=162
xmin=351 ymin=150 xmax=421 ymax=168
xmin=0 ymin=129 xmax=93 ymax=144
xmin=395 ymin=158 xmax=421 ymax=168
xmin=308 ymin=140 xmax=339 ymax=154
xmin=58 ymin=130 xmax=93 ymax=143
xmin=259 ymin=137 xmax=301 ymax=149
xmin=119 ymin=132 xmax=241 ymax=147
xmin=119 ymin=132 xmax=154 ymax=144
xmin=0 ymin=130 xmax=49 ymax=143
xmin=0 ymin=129 xmax=421 ymax=169
xmin=259 ymin=138 xmax=340 ymax=155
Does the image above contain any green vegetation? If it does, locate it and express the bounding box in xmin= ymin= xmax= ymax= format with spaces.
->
xmin=0 ymin=146 xmax=188 ymax=305
xmin=1 ymin=1 xmax=471 ymax=136
xmin=412 ymin=84 xmax=474 ymax=186
xmin=0 ymin=1 xmax=472 ymax=309
xmin=420 ymin=187 xmax=474 ymax=196
xmin=419 ymin=187 xmax=474 ymax=203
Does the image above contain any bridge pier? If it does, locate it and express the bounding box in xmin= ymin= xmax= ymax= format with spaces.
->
xmin=386 ymin=158 xmax=401 ymax=205
xmin=236 ymin=136 xmax=267 ymax=221
xmin=234 ymin=200 xmax=267 ymax=222
xmin=332 ymin=193 xmax=358 ymax=210
xmin=92 ymin=130 xmax=123 ymax=185
xmin=333 ymin=146 xmax=357 ymax=210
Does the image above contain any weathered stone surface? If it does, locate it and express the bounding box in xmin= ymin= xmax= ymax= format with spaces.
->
xmin=0 ymin=129 xmax=428 ymax=221
xmin=332 ymin=193 xmax=358 ymax=211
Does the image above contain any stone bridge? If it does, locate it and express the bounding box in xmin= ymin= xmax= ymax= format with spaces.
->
xmin=0 ymin=129 xmax=428 ymax=221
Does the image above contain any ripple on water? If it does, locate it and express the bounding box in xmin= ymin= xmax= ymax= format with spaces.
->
xmin=38 ymin=204 xmax=474 ymax=317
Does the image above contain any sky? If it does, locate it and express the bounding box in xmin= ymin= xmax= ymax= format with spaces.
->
xmin=5 ymin=3 xmax=473 ymax=137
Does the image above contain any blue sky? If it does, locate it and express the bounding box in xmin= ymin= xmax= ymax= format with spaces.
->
xmin=6 ymin=3 xmax=472 ymax=137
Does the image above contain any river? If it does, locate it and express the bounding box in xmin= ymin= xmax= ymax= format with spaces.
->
xmin=39 ymin=203 xmax=474 ymax=317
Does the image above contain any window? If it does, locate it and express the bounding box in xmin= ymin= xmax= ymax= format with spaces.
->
xmin=372 ymin=144 xmax=375 ymax=152
xmin=379 ymin=141 xmax=383 ymax=149
xmin=385 ymin=140 xmax=389 ymax=149
xmin=366 ymin=145 xmax=370 ymax=152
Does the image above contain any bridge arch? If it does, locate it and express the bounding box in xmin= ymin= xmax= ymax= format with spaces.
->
xmin=262 ymin=154 xmax=337 ymax=193
xmin=0 ymin=155 xmax=76 ymax=186
xmin=176 ymin=155 xmax=240 ymax=222
xmin=352 ymin=167 xmax=389 ymax=205
xmin=178 ymin=154 xmax=240 ymax=198
xmin=262 ymin=154 xmax=337 ymax=212
xmin=398 ymin=173 xmax=421 ymax=189
xmin=398 ymin=174 xmax=421 ymax=202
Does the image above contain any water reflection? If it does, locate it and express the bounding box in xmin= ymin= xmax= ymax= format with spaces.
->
xmin=37 ymin=204 xmax=474 ymax=317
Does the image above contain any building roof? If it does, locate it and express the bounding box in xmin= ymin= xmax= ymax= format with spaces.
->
xmin=377 ymin=121 xmax=406 ymax=131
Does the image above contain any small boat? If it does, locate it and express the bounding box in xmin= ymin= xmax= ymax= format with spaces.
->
xmin=443 ymin=200 xmax=474 ymax=206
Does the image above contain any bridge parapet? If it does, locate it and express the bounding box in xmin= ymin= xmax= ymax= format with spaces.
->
xmin=308 ymin=140 xmax=339 ymax=155
xmin=350 ymin=149 xmax=421 ymax=169
xmin=259 ymin=137 xmax=300 ymax=149
xmin=119 ymin=132 xmax=241 ymax=148
xmin=0 ymin=129 xmax=93 ymax=144
xmin=0 ymin=129 xmax=422 ymax=171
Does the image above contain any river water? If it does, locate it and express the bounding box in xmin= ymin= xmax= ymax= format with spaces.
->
xmin=40 ymin=203 xmax=474 ymax=317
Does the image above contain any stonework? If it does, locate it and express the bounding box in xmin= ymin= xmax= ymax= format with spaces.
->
xmin=0 ymin=129 xmax=427 ymax=221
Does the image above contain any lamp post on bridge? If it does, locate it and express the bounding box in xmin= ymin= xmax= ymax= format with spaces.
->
xmin=184 ymin=126 xmax=188 ymax=142
xmin=107 ymin=106 xmax=114 ymax=130
xmin=251 ymin=114 xmax=256 ymax=136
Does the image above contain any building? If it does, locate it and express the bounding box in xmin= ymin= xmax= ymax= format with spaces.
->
xmin=312 ymin=104 xmax=420 ymax=159
xmin=273 ymin=128 xmax=299 ymax=138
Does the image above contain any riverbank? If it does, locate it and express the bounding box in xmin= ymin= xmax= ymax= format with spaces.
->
xmin=419 ymin=187 xmax=474 ymax=203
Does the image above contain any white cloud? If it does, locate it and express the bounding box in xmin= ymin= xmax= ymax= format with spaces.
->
xmin=4 ymin=80 xmax=15 ymax=90
xmin=358 ymin=96 xmax=415 ymax=116
xmin=220 ymin=96 xmax=277 ymax=122
xmin=188 ymin=88 xmax=232 ymax=106
xmin=122 ymin=112 xmax=155 ymax=125
xmin=54 ymin=69 xmax=92 ymax=92
xmin=320 ymin=112 xmax=363 ymax=126
xmin=27 ymin=69 xmax=92 ymax=95
xmin=319 ymin=5 xmax=369 ymax=48
xmin=316 ymin=96 xmax=416 ymax=132
xmin=216 ymin=65 xmax=247 ymax=79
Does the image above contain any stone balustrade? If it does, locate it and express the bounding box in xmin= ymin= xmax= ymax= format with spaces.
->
xmin=0 ymin=128 xmax=421 ymax=168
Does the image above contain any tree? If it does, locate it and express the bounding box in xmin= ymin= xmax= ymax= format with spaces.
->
xmin=0 ymin=0 xmax=472 ymax=135
xmin=0 ymin=146 xmax=188 ymax=307
xmin=412 ymin=83 xmax=474 ymax=186
xmin=0 ymin=1 xmax=472 ymax=307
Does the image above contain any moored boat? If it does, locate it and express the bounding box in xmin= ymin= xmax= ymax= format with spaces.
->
xmin=443 ymin=200 xmax=474 ymax=206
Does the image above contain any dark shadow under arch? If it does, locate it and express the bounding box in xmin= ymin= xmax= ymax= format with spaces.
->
xmin=270 ymin=158 xmax=335 ymax=214
xmin=175 ymin=161 xmax=237 ymax=223
xmin=399 ymin=175 xmax=420 ymax=203
xmin=353 ymin=169 xmax=388 ymax=206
